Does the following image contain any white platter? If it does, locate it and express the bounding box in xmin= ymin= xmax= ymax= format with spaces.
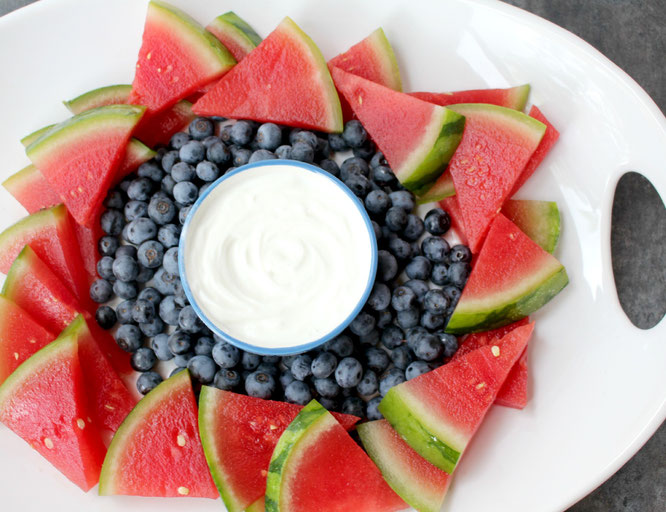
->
xmin=0 ymin=0 xmax=664 ymax=511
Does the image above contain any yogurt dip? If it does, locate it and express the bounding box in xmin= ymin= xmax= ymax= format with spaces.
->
xmin=181 ymin=161 xmax=376 ymax=353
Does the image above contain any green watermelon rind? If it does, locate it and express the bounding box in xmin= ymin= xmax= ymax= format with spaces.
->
xmin=265 ymin=400 xmax=333 ymax=512
xmin=246 ymin=497 xmax=266 ymax=512
xmin=125 ymin=138 xmax=157 ymax=166
xmin=357 ymin=420 xmax=447 ymax=512
xmin=2 ymin=164 xmax=40 ymax=197
xmin=2 ymin=245 xmax=38 ymax=299
xmin=365 ymin=28 xmax=403 ymax=92
xmin=149 ymin=0 xmax=236 ymax=72
xmin=198 ymin=386 xmax=247 ymax=512
xmin=415 ymin=171 xmax=456 ymax=204
xmin=398 ymin=108 xmax=465 ymax=191
xmin=378 ymin=388 xmax=461 ymax=474
xmin=63 ymin=84 xmax=132 ymax=115
xmin=502 ymin=200 xmax=561 ymax=253
xmin=507 ymin=84 xmax=531 ymax=111
xmin=20 ymin=124 xmax=55 ymax=147
xmin=207 ymin=11 xmax=262 ymax=53
xmin=446 ymin=265 xmax=569 ymax=334
xmin=98 ymin=370 xmax=191 ymax=495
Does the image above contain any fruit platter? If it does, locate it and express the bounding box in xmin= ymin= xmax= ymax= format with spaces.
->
xmin=0 ymin=1 xmax=665 ymax=511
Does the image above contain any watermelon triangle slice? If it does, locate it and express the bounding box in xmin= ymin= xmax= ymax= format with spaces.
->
xmin=446 ymin=214 xmax=568 ymax=334
xmin=193 ymin=17 xmax=343 ymax=133
xmin=129 ymin=0 xmax=236 ymax=114
xmin=20 ymin=124 xmax=55 ymax=147
xmin=26 ymin=105 xmax=146 ymax=227
xmin=206 ymin=11 xmax=262 ymax=62
xmin=266 ymin=400 xmax=406 ymax=512
xmin=330 ymin=66 xmax=465 ymax=191
xmin=2 ymin=164 xmax=62 ymax=215
xmin=63 ymin=84 xmax=132 ymax=115
xmin=0 ymin=321 xmax=106 ymax=491
xmin=0 ymin=295 xmax=55 ymax=385
xmin=99 ymin=370 xmax=218 ymax=498
xmin=501 ymin=199 xmax=561 ymax=253
xmin=133 ymin=100 xmax=195 ymax=148
xmin=379 ymin=322 xmax=535 ymax=473
xmin=409 ymin=84 xmax=530 ymax=111
xmin=358 ymin=419 xmax=451 ymax=512
xmin=198 ymin=387 xmax=359 ymax=512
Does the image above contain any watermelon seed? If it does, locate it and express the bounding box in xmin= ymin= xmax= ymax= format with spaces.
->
xmin=43 ymin=438 xmax=53 ymax=449
xmin=104 ymin=403 xmax=115 ymax=411
xmin=146 ymin=51 xmax=152 ymax=60
xmin=177 ymin=486 xmax=189 ymax=496
xmin=476 ymin=382 xmax=486 ymax=390
xmin=29 ymin=339 xmax=36 ymax=344
xmin=13 ymin=352 xmax=18 ymax=360
xmin=76 ymin=418 xmax=86 ymax=430
xmin=491 ymin=346 xmax=500 ymax=357
xmin=177 ymin=434 xmax=186 ymax=447
xmin=269 ymin=424 xmax=278 ymax=431
xmin=261 ymin=470 xmax=268 ymax=477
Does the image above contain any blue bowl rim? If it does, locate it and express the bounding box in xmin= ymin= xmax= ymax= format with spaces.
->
xmin=178 ymin=159 xmax=379 ymax=356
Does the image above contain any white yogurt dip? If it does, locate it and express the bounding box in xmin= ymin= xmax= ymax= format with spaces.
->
xmin=182 ymin=163 xmax=375 ymax=351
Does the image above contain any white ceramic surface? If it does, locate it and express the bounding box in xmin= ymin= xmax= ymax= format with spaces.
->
xmin=0 ymin=0 xmax=664 ymax=511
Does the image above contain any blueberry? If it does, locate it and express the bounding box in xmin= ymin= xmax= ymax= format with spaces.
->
xmin=324 ymin=334 xmax=354 ymax=358
xmin=179 ymin=306 xmax=203 ymax=333
xmin=158 ymin=224 xmax=180 ymax=248
xmin=116 ymin=300 xmax=135 ymax=325
xmin=391 ymin=286 xmax=416 ymax=312
xmin=381 ymin=325 xmax=404 ymax=349
xmin=194 ymin=337 xmax=215 ymax=357
xmin=341 ymin=396 xmax=364 ymax=417
xmin=356 ymin=369 xmax=378 ymax=396
xmin=314 ymin=377 xmax=340 ymax=398
xmin=318 ymin=159 xmax=339 ymax=177
xmin=124 ymin=200 xmax=148 ymax=222
xmin=369 ymin=151 xmax=387 ymax=169
xmin=256 ymin=363 xmax=279 ymax=377
xmin=178 ymin=206 xmax=192 ymax=225
xmin=437 ymin=332 xmax=459 ymax=358
xmin=214 ymin=369 xmax=241 ymax=390
xmin=442 ymin=285 xmax=462 ymax=307
xmin=372 ymin=165 xmax=396 ymax=185
xmin=219 ymin=124 xmax=233 ymax=143
xmin=98 ymin=236 xmax=119 ymax=257
xmin=290 ymin=141 xmax=314 ymax=163
xmin=119 ymin=179 xmax=132 ymax=193
xmin=138 ymin=161 xmax=164 ymax=182
xmin=170 ymin=132 xmax=191 ymax=150
xmin=364 ymin=190 xmax=390 ymax=215
xmin=161 ymin=149 xmax=180 ymax=172
xmin=396 ymin=307 xmax=420 ymax=329
xmin=137 ymin=240 xmax=165 ymax=271
xmin=173 ymin=284 xmax=188 ymax=308
xmin=328 ymin=133 xmax=348 ymax=152
xmin=343 ymin=173 xmax=371 ymax=198
xmin=385 ymin=207 xmax=408 ymax=232
xmin=189 ymin=117 xmax=214 ymax=140
xmin=366 ymin=396 xmax=383 ymax=420
xmin=377 ymin=250 xmax=398 ymax=282
xmin=335 ymin=357 xmax=363 ymax=388
xmin=148 ymin=334 xmax=171 ymax=362
xmin=168 ymin=331 xmax=192 ymax=356
xmin=342 ymin=120 xmax=367 ymax=148
xmin=202 ymin=136 xmax=221 ymax=150
xmin=162 ymin=247 xmax=179 ymax=275
xmin=359 ymin=329 xmax=380 ymax=346
xmin=424 ymin=289 xmax=449 ymax=315
xmin=284 ymin=380 xmax=312 ymax=405
xmin=366 ymin=282 xmax=391 ymax=311
xmin=402 ymin=214 xmax=425 ymax=241
xmin=449 ymin=244 xmax=472 ymax=263
xmin=131 ymin=347 xmax=157 ymax=372
xmin=448 ymin=262 xmax=471 ymax=288
xmin=378 ymin=311 xmax=394 ymax=332
xmin=170 ymin=367 xmax=187 ymax=378
xmin=173 ymin=352 xmax=194 ymax=368
xmin=352 ymin=139 xmax=375 ymax=160
xmin=424 ymin=208 xmax=451 ymax=235
xmin=95 ymin=305 xmax=116 ymax=330
xmin=340 ymin=157 xmax=369 ymax=180
xmin=406 ymin=327 xmax=428 ymax=350
xmin=245 ymin=371 xmax=276 ymax=399
xmin=100 ymin=209 xmax=124 ymax=235
xmin=173 ymin=181 xmax=198 ymax=206
xmin=170 ymin=162 xmax=195 ymax=183
xmin=180 ymin=140 xmax=206 ymax=164
xmin=153 ymin=267 xmax=179 ymax=295
xmin=290 ymin=354 xmax=313 ymax=381
xmin=380 ymin=367 xmax=406 ymax=395
xmin=230 ymin=121 xmax=254 ymax=146
xmin=97 ymin=256 xmax=114 ymax=280
xmin=430 ymin=263 xmax=450 ymax=286
xmin=126 ymin=218 xmax=157 ymax=245
xmin=365 ymin=347 xmax=390 ymax=373
xmin=248 ymin=149 xmax=276 ymax=163
xmin=414 ymin=333 xmax=443 ymax=361
xmin=278 ymin=370 xmax=295 ymax=390
xmin=349 ymin=312 xmax=375 ymax=336
xmin=115 ymin=324 xmax=142 ymax=353
xmin=112 ymin=255 xmax=139 ymax=282
xmin=311 ymin=352 xmax=337 ymax=379
xmin=136 ymin=371 xmax=163 ymax=395
xmin=157 ymin=296 xmax=179 ymax=326
xmin=371 ymin=220 xmax=382 ymax=241
xmin=104 ymin=190 xmax=125 ymax=210
xmin=404 ymin=279 xmax=429 ymax=303
xmin=255 ymin=123 xmax=282 ymax=150
xmin=242 ymin=351 xmax=261 ymax=371
xmin=275 ymin=145 xmax=292 ymax=159
xmin=147 ymin=196 xmax=176 ymax=225
xmin=422 ymin=236 xmax=450 ymax=263
xmin=232 ymin=147 xmax=252 ymax=166
xmin=188 ymin=355 xmax=216 ymax=384
xmin=114 ymin=280 xmax=138 ymax=300
xmin=140 ymin=316 xmax=165 ymax=338
xmin=132 ymin=299 xmax=155 ymax=323
xmin=212 ymin=342 xmax=240 ymax=368
xmin=406 ymin=361 xmax=431 ymax=380
xmin=387 ymin=236 xmax=412 ymax=261
xmin=290 ymin=129 xmax=318 ymax=148
xmin=136 ymin=265 xmax=155 ymax=285
xmin=90 ymin=279 xmax=113 ymax=303
xmin=127 ymin=178 xmax=153 ymax=201
xmin=207 ymin=141 xmax=231 ymax=165
xmin=161 ymin=174 xmax=177 ymax=195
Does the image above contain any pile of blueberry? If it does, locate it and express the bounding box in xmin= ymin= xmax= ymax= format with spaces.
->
xmin=91 ymin=116 xmax=472 ymax=420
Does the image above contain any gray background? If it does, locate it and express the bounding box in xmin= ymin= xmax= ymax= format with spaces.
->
xmin=0 ymin=0 xmax=664 ymax=510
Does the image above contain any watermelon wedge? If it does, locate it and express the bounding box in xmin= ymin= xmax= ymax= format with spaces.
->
xmin=501 ymin=199 xmax=561 ymax=253
xmin=265 ymin=400 xmax=405 ymax=512
xmin=446 ymin=214 xmax=568 ymax=334
xmin=2 ymin=164 xmax=61 ymax=214
xmin=416 ymin=170 xmax=456 ymax=204
xmin=20 ymin=124 xmax=55 ymax=147
xmin=133 ymin=100 xmax=195 ymax=148
xmin=129 ymin=0 xmax=235 ymax=115
xmin=379 ymin=323 xmax=534 ymax=473
xmin=409 ymin=84 xmax=530 ymax=111
xmin=440 ymin=196 xmax=466 ymax=241
xmin=25 ymin=105 xmax=146 ymax=227
xmin=193 ymin=17 xmax=343 ymax=133
xmin=63 ymin=84 xmax=132 ymax=114
xmin=198 ymin=388 xmax=359 ymax=512
xmin=0 ymin=322 xmax=106 ymax=491
xmin=454 ymin=318 xmax=531 ymax=409
xmin=511 ymin=105 xmax=560 ymax=195
xmin=99 ymin=370 xmax=218 ymax=498
xmin=247 ymin=497 xmax=266 ymax=512
xmin=443 ymin=103 xmax=546 ymax=252
xmin=0 ymin=295 xmax=55 ymax=385
xmin=74 ymin=222 xmax=102 ymax=286
xmin=206 ymin=11 xmax=262 ymax=62
xmin=358 ymin=419 xmax=451 ymax=512
xmin=331 ymin=66 xmax=465 ymax=190
xmin=0 ymin=205 xmax=91 ymax=309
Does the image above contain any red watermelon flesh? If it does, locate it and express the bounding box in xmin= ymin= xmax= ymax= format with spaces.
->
xmin=2 ymin=165 xmax=61 ymax=215
xmin=454 ymin=318 xmax=531 ymax=409
xmin=0 ymin=295 xmax=55 ymax=385
xmin=0 ymin=325 xmax=106 ymax=491
xmin=129 ymin=0 xmax=235 ymax=115
xmin=74 ymin=222 xmax=102 ymax=286
xmin=445 ymin=103 xmax=546 ymax=252
xmin=133 ymin=100 xmax=195 ymax=148
xmin=409 ymin=84 xmax=530 ymax=111
xmin=198 ymin=388 xmax=359 ymax=512
xmin=0 ymin=205 xmax=92 ymax=310
xmin=510 ymin=106 xmax=560 ymax=195
xmin=99 ymin=370 xmax=218 ymax=498
xmin=440 ymin=195 xmax=467 ymax=243
xmin=193 ymin=17 xmax=343 ymax=133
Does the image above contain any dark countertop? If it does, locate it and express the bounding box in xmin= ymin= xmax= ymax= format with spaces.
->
xmin=1 ymin=0 xmax=664 ymax=510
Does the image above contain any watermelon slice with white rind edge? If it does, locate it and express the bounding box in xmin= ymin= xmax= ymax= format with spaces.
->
xmin=63 ymin=84 xmax=132 ymax=115
xmin=206 ymin=11 xmax=262 ymax=62
xmin=409 ymin=84 xmax=530 ymax=111
xmin=501 ymin=199 xmax=561 ymax=253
